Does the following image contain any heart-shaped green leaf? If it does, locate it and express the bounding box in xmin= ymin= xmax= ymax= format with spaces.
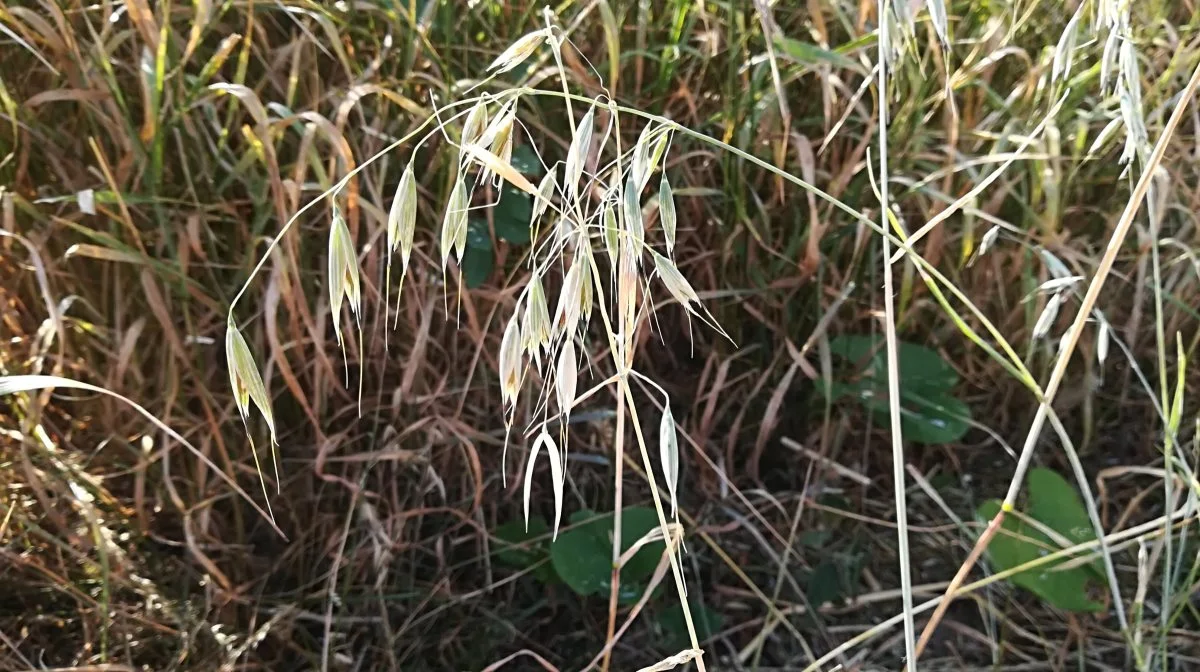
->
xmin=828 ymin=334 xmax=959 ymax=388
xmin=494 ymin=185 xmax=533 ymax=245
xmin=550 ymin=507 xmax=665 ymax=597
xmin=510 ymin=143 xmax=543 ymax=176
xmin=462 ymin=219 xmax=493 ymax=288
xmin=825 ymin=335 xmax=970 ymax=444
xmin=977 ymin=467 xmax=1104 ymax=612
xmin=658 ymin=601 xmax=724 ymax=649
xmin=494 ymin=516 xmax=557 ymax=583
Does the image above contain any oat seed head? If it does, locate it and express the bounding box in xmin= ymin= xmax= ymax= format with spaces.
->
xmin=523 ymin=275 xmax=552 ymax=355
xmin=564 ymin=105 xmax=596 ymax=199
xmin=461 ymin=99 xmax=489 ymax=150
xmin=659 ymin=175 xmax=677 ymax=255
xmin=1051 ymin=5 xmax=1083 ymax=84
xmin=225 ymin=318 xmax=277 ymax=445
xmin=523 ymin=430 xmax=564 ymax=538
xmin=554 ymin=254 xmax=585 ymax=336
xmin=441 ymin=178 xmax=469 ymax=267
xmin=488 ymin=28 xmax=550 ymax=74
xmin=1032 ymin=291 xmax=1063 ymax=341
xmin=623 ymin=174 xmax=645 ymax=262
xmin=532 ymin=169 xmax=557 ymax=221
xmin=327 ymin=205 xmax=361 ymax=347
xmin=555 ymin=338 xmax=577 ymax=420
xmin=602 ymin=202 xmax=620 ymax=267
xmin=499 ymin=312 xmax=523 ymax=409
xmin=659 ymin=402 xmax=679 ymax=518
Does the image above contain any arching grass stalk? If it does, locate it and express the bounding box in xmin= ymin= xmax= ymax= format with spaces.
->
xmin=875 ymin=0 xmax=919 ymax=667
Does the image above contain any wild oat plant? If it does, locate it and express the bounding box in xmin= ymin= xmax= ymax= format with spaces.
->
xmin=224 ymin=14 xmax=721 ymax=670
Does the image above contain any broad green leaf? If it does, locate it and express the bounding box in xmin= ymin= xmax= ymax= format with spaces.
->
xmin=977 ymin=469 xmax=1104 ymax=613
xmin=494 ymin=185 xmax=534 ymax=245
xmin=510 ymin=143 xmax=543 ymax=176
xmin=1026 ymin=467 xmax=1103 ymax=577
xmin=806 ymin=561 xmax=843 ymax=607
xmin=494 ymin=517 xmax=558 ymax=583
xmin=495 ymin=517 xmax=548 ymax=568
xmin=550 ymin=507 xmax=664 ymax=596
xmin=826 ymin=335 xmax=970 ymax=444
xmin=828 ymin=334 xmax=959 ymax=388
xmin=462 ymin=219 xmax=493 ymax=288
xmin=876 ymin=389 xmax=971 ymax=444
xmin=658 ymin=601 xmax=724 ymax=649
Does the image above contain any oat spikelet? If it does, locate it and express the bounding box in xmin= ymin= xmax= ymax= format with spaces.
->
xmin=623 ymin=174 xmax=644 ymax=263
xmin=225 ymin=318 xmax=277 ymax=446
xmin=522 ymin=276 xmax=552 ymax=355
xmin=488 ymin=28 xmax=550 ymax=74
xmin=386 ymin=161 xmax=418 ymax=331
xmin=564 ymin=106 xmax=595 ymax=197
xmin=499 ymin=312 xmax=522 ymax=409
xmin=532 ymin=169 xmax=557 ymax=222
xmin=554 ymin=256 xmax=584 ymax=336
xmin=659 ymin=175 xmax=677 ymax=255
xmin=327 ymin=205 xmax=361 ymax=347
xmin=659 ymin=402 xmax=679 ymax=518
xmin=462 ymin=99 xmax=489 ymax=149
xmin=1032 ymin=292 xmax=1063 ymax=341
xmin=389 ymin=162 xmax=418 ymax=274
xmin=441 ymin=178 xmax=469 ymax=267
xmin=556 ymin=338 xmax=577 ymax=420
xmin=523 ymin=430 xmax=565 ymax=538
xmin=602 ymin=203 xmax=619 ymax=266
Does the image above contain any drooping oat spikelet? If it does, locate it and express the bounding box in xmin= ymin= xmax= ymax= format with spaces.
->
xmin=633 ymin=124 xmax=671 ymax=192
xmin=617 ymin=237 xmax=639 ymax=368
xmin=1032 ymin=292 xmax=1063 ymax=341
xmin=564 ymin=106 xmax=595 ymax=198
xmin=488 ymin=28 xmax=550 ymax=74
xmin=554 ymin=255 xmax=585 ymax=336
xmin=225 ymin=317 xmax=280 ymax=500
xmin=659 ymin=402 xmax=679 ymax=518
xmin=659 ymin=175 xmax=677 ymax=255
xmin=522 ymin=276 xmax=552 ymax=356
xmin=1037 ymin=276 xmax=1083 ymax=293
xmin=577 ymin=247 xmax=594 ymax=328
xmin=1097 ymin=315 xmax=1111 ymax=366
xmin=461 ymin=99 xmax=489 ymax=149
xmin=327 ymin=205 xmax=361 ymax=348
xmin=532 ymin=169 xmax=556 ymax=222
xmin=523 ymin=430 xmax=564 ymax=537
xmin=602 ymin=202 xmax=619 ymax=267
xmin=477 ymin=100 xmax=516 ymax=183
xmin=386 ymin=162 xmax=418 ymax=330
xmin=499 ymin=312 xmax=522 ymax=409
xmin=1051 ymin=5 xmax=1083 ymax=84
xmin=388 ymin=162 xmax=418 ymax=275
xmin=978 ymin=225 xmax=1000 ymax=256
xmin=556 ymin=338 xmax=577 ymax=420
xmin=653 ymin=251 xmax=700 ymax=309
xmin=441 ymin=178 xmax=469 ymax=267
xmin=225 ymin=318 xmax=277 ymax=446
xmin=623 ymin=174 xmax=645 ymax=263
xmin=1100 ymin=30 xmax=1120 ymax=94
